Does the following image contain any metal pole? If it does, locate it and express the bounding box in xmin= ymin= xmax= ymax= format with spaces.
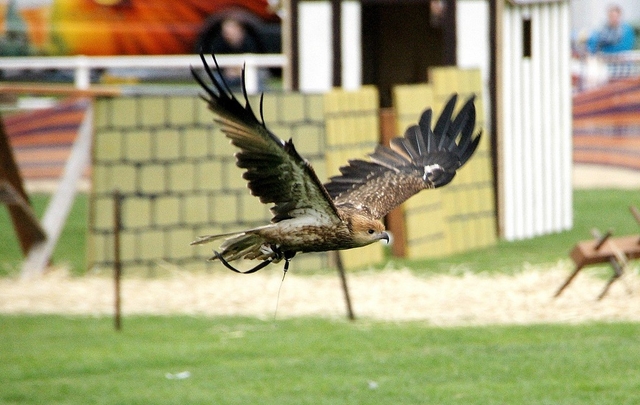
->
xmin=113 ymin=189 xmax=122 ymax=331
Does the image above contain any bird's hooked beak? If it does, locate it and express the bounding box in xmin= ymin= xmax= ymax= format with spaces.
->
xmin=380 ymin=231 xmax=390 ymax=244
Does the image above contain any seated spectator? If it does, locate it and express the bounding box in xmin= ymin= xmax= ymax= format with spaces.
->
xmin=208 ymin=18 xmax=265 ymax=90
xmin=587 ymin=4 xmax=635 ymax=54
xmin=210 ymin=18 xmax=261 ymax=55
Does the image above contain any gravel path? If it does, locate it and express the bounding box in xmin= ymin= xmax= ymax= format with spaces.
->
xmin=2 ymin=261 xmax=639 ymax=326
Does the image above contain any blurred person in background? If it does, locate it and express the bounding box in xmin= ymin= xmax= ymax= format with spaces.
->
xmin=587 ymin=4 xmax=635 ymax=54
xmin=208 ymin=17 xmax=262 ymax=89
xmin=210 ymin=18 xmax=260 ymax=55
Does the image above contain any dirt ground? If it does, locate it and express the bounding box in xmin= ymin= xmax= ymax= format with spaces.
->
xmin=573 ymin=164 xmax=640 ymax=189
xmin=2 ymin=261 xmax=639 ymax=326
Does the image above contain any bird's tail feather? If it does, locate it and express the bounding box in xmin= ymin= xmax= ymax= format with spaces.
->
xmin=191 ymin=227 xmax=274 ymax=262
xmin=190 ymin=232 xmax=238 ymax=246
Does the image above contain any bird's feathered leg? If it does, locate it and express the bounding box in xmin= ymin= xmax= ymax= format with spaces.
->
xmin=214 ymin=251 xmax=274 ymax=274
xmin=282 ymin=251 xmax=296 ymax=274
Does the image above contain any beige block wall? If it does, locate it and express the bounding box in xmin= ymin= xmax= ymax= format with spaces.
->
xmin=392 ymin=84 xmax=447 ymax=258
xmin=90 ymin=71 xmax=496 ymax=274
xmin=431 ymin=67 xmax=497 ymax=255
xmin=392 ymin=68 xmax=497 ymax=259
xmin=324 ymin=86 xmax=384 ymax=269
xmin=90 ymin=92 xmax=331 ymax=274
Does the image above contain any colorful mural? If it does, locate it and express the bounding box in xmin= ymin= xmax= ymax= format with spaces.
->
xmin=0 ymin=0 xmax=280 ymax=56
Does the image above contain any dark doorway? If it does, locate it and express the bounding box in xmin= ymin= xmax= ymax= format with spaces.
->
xmin=362 ymin=0 xmax=456 ymax=107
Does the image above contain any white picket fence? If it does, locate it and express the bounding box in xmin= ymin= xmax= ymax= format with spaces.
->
xmin=500 ymin=0 xmax=573 ymax=241
xmin=0 ymin=53 xmax=287 ymax=94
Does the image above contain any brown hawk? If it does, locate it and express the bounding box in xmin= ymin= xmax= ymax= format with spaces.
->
xmin=190 ymin=54 xmax=481 ymax=273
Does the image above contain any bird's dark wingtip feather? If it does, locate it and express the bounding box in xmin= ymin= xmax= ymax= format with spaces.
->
xmin=393 ymin=93 xmax=481 ymax=187
xmin=459 ymin=130 xmax=482 ymax=165
xmin=190 ymin=65 xmax=218 ymax=102
xmin=192 ymin=53 xmax=290 ymax=152
xmin=210 ymin=53 xmax=235 ymax=96
xmin=259 ymin=93 xmax=266 ymax=127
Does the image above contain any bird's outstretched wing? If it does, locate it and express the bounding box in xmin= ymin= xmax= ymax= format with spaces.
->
xmin=324 ymin=95 xmax=481 ymax=220
xmin=191 ymin=54 xmax=341 ymax=224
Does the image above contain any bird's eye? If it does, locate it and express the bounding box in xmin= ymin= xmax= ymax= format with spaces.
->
xmin=368 ymin=229 xmax=375 ymax=234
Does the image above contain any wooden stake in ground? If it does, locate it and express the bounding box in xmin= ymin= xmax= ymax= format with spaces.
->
xmin=113 ymin=190 xmax=122 ymax=331
xmin=0 ymin=114 xmax=47 ymax=255
xmin=333 ymin=251 xmax=355 ymax=321
xmin=556 ymin=210 xmax=640 ymax=300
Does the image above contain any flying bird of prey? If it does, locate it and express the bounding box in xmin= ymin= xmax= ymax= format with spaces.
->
xmin=190 ymin=54 xmax=481 ymax=274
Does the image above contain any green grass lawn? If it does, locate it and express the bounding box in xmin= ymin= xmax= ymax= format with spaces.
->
xmin=0 ymin=189 xmax=638 ymax=275
xmin=0 ymin=194 xmax=87 ymax=276
xmin=1 ymin=315 xmax=639 ymax=405
xmin=2 ymin=191 xmax=639 ymax=404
